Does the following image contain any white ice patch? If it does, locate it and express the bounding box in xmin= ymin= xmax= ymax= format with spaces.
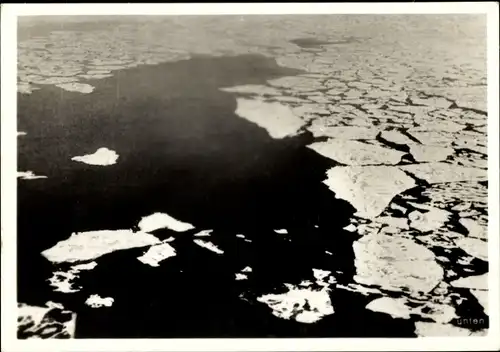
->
xmin=343 ymin=224 xmax=357 ymax=232
xmin=379 ymin=130 xmax=414 ymax=145
xmin=138 ymin=212 xmax=194 ymax=233
xmin=454 ymin=237 xmax=488 ymax=261
xmin=56 ymin=82 xmax=95 ymax=94
xmin=42 ymin=230 xmax=161 ymax=264
xmin=235 ymin=273 xmax=248 ymax=281
xmin=400 ymin=163 xmax=487 ymax=184
xmin=234 ymin=98 xmax=306 ymax=139
xmin=18 ymin=131 xmax=27 ymax=137
xmin=17 ymin=171 xmax=47 ymax=180
xmin=374 ymin=216 xmax=409 ymax=229
xmin=408 ymin=206 xmax=451 ymax=232
xmin=85 ymin=294 xmax=114 ymax=308
xmin=137 ymin=242 xmax=177 ymax=267
xmin=365 ymin=297 xmax=412 ymax=319
xmin=353 ymin=234 xmax=443 ymax=293
xmin=47 ymin=261 xmax=97 ymax=293
xmin=257 ymin=284 xmax=334 ymax=324
xmin=71 ymin=147 xmax=119 ymax=166
xmin=241 ymin=266 xmax=252 ymax=273
xmin=307 ymin=126 xmax=380 ymax=140
xmin=308 ymin=139 xmax=405 ymax=166
xmin=324 ymin=166 xmax=416 ymax=219
xmin=219 ymin=84 xmax=282 ymax=96
xmin=409 ymin=144 xmax=454 ymax=162
xmin=274 ymin=229 xmax=288 ymax=234
xmin=193 ymin=239 xmax=224 ymax=254
xmin=470 ymin=289 xmax=488 ymax=312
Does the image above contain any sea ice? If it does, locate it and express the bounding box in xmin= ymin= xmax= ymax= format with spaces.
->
xmin=138 ymin=212 xmax=195 ymax=233
xmin=71 ymin=147 xmax=119 ymax=166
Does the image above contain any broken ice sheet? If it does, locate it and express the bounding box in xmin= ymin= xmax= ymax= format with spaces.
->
xmin=454 ymin=237 xmax=488 ymax=261
xmin=219 ymin=84 xmax=282 ymax=96
xmin=365 ymin=297 xmax=411 ymax=319
xmin=42 ymin=230 xmax=161 ymax=264
xmin=18 ymin=302 xmax=76 ymax=338
xmin=234 ymin=98 xmax=306 ymax=139
xmin=450 ymin=273 xmax=487 ymax=290
xmin=400 ymin=163 xmax=487 ymax=184
xmin=193 ymin=239 xmax=224 ymax=254
xmin=308 ymin=139 xmax=406 ymax=166
xmin=459 ymin=218 xmax=487 ymax=240
xmin=257 ymin=284 xmax=334 ymax=324
xmin=324 ymin=166 xmax=416 ymax=219
xmin=353 ymin=234 xmax=443 ymax=293
xmin=409 ymin=144 xmax=454 ymax=163
xmin=71 ymin=147 xmax=119 ymax=166
xmin=408 ymin=206 xmax=451 ymax=232
xmin=306 ymin=125 xmax=379 ymax=140
xmin=48 ymin=261 xmax=97 ymax=293
xmin=138 ymin=212 xmax=194 ymax=233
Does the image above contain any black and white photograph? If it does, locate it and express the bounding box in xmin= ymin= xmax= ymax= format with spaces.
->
xmin=1 ymin=3 xmax=499 ymax=351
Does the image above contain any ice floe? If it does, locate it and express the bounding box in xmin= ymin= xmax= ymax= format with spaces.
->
xmin=138 ymin=212 xmax=194 ymax=233
xmin=409 ymin=145 xmax=454 ymax=162
xmin=353 ymin=234 xmax=443 ymax=293
xmin=235 ymin=273 xmax=248 ymax=281
xmin=470 ymin=289 xmax=488 ymax=312
xmin=365 ymin=297 xmax=411 ymax=319
xmin=71 ymin=147 xmax=119 ymax=166
xmin=234 ymin=98 xmax=306 ymax=139
xmin=137 ymin=242 xmax=177 ymax=267
xmin=450 ymin=273 xmax=487 ymax=290
xmin=194 ymin=230 xmax=213 ymax=237
xmin=56 ymin=82 xmax=95 ymax=94
xmin=274 ymin=229 xmax=288 ymax=234
xmin=18 ymin=302 xmax=76 ymax=338
xmin=308 ymin=139 xmax=405 ymax=166
xmin=18 ymin=82 xmax=40 ymax=94
xmin=379 ymin=130 xmax=415 ymax=145
xmin=459 ymin=218 xmax=487 ymax=240
xmin=374 ymin=216 xmax=409 ymax=229
xmin=400 ymin=163 xmax=487 ymax=184
xmin=193 ymin=239 xmax=224 ymax=254
xmin=42 ymin=230 xmax=161 ymax=264
xmin=454 ymin=237 xmax=488 ymax=261
xmin=17 ymin=171 xmax=47 ymax=180
xmin=408 ymin=206 xmax=451 ymax=232
xmin=324 ymin=166 xmax=416 ymax=218
xmin=48 ymin=261 xmax=97 ymax=293
xmin=257 ymin=283 xmax=334 ymax=324
xmin=85 ymin=294 xmax=114 ymax=308
xmin=17 ymin=131 xmax=27 ymax=137
xmin=220 ymin=84 xmax=282 ymax=96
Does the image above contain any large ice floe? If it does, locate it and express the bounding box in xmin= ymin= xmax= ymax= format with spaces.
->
xmin=56 ymin=82 xmax=95 ymax=94
xmin=353 ymin=234 xmax=443 ymax=293
xmin=400 ymin=162 xmax=487 ymax=184
xmin=308 ymin=139 xmax=406 ymax=166
xmin=138 ymin=212 xmax=195 ymax=232
xmin=234 ymin=98 xmax=306 ymax=139
xmin=323 ymin=166 xmax=416 ymax=218
xmin=42 ymin=230 xmax=161 ymax=264
xmin=71 ymin=147 xmax=119 ymax=166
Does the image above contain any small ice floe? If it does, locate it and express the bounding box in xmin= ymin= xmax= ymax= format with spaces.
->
xmin=306 ymin=126 xmax=379 ymax=140
xmin=257 ymin=283 xmax=334 ymax=324
xmin=56 ymin=82 xmax=95 ymax=94
xmin=336 ymin=283 xmax=382 ymax=296
xmin=343 ymin=224 xmax=357 ymax=232
xmin=78 ymin=74 xmax=114 ymax=80
xmin=46 ymin=301 xmax=64 ymax=310
xmin=409 ymin=145 xmax=454 ymax=163
xmin=32 ymin=77 xmax=79 ymax=85
xmin=42 ymin=230 xmax=161 ymax=264
xmin=454 ymin=237 xmax=488 ymax=261
xmin=236 ymin=234 xmax=245 ymax=239
xmin=324 ymin=166 xmax=416 ymax=219
xmin=71 ymin=147 xmax=119 ymax=166
xmin=137 ymin=242 xmax=176 ymax=267
xmin=470 ymin=289 xmax=488 ymax=312
xmin=48 ymin=261 xmax=97 ymax=293
xmin=365 ymin=297 xmax=412 ymax=319
xmin=374 ymin=216 xmax=409 ymax=230
xmin=379 ymin=130 xmax=414 ymax=145
xmin=17 ymin=131 xmax=27 ymax=137
xmin=241 ymin=266 xmax=252 ymax=273
xmin=312 ymin=268 xmax=335 ymax=287
xmin=235 ymin=273 xmax=248 ymax=281
xmin=400 ymin=163 xmax=487 ymax=184
xmin=193 ymin=239 xmax=224 ymax=254
xmin=408 ymin=206 xmax=451 ymax=232
xmin=85 ymin=294 xmax=114 ymax=308
xmin=452 ymin=202 xmax=472 ymax=211
xmin=18 ymin=82 xmax=40 ymax=94
xmin=194 ymin=230 xmax=213 ymax=237
xmin=308 ymin=139 xmax=406 ymax=166
xmin=353 ymin=234 xmax=443 ymax=293
xmin=450 ymin=273 xmax=487 ymax=290
xmin=325 ymin=250 xmax=333 ymax=255
xmin=414 ymin=321 xmax=487 ymax=337
xmin=274 ymin=229 xmax=288 ymax=235
xmin=234 ymin=98 xmax=306 ymax=139
xmin=17 ymin=171 xmax=47 ymax=180
xmin=138 ymin=212 xmax=194 ymax=233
